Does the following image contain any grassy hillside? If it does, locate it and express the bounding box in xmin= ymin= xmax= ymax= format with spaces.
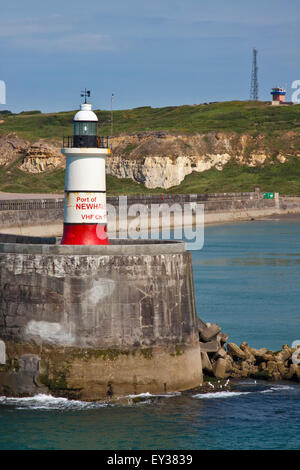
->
xmin=1 ymin=156 xmax=300 ymax=196
xmin=1 ymin=100 xmax=300 ymax=141
xmin=1 ymin=100 xmax=300 ymax=195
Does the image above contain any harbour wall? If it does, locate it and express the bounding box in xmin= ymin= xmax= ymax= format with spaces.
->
xmin=0 ymin=238 xmax=202 ymax=399
xmin=0 ymin=192 xmax=300 ymax=236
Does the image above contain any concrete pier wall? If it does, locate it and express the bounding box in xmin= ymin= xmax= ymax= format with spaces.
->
xmin=1 ymin=192 xmax=300 ymax=236
xmin=0 ymin=238 xmax=202 ymax=399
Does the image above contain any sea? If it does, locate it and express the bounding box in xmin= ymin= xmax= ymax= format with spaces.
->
xmin=0 ymin=216 xmax=299 ymax=450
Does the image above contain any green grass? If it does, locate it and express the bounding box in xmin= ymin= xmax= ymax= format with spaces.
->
xmin=0 ymin=157 xmax=65 ymax=193
xmin=2 ymin=156 xmax=300 ymax=196
xmin=164 ymin=158 xmax=300 ymax=196
xmin=1 ymin=100 xmax=300 ymax=142
xmin=1 ymin=100 xmax=300 ymax=195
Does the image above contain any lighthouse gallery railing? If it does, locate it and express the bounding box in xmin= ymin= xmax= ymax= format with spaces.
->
xmin=62 ymin=136 xmax=110 ymax=149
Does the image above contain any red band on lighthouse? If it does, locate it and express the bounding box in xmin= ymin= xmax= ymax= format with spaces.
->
xmin=61 ymin=224 xmax=109 ymax=245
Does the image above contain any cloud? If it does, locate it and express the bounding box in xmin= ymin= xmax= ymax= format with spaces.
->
xmin=11 ymin=33 xmax=114 ymax=53
xmin=0 ymin=15 xmax=114 ymax=53
xmin=0 ymin=16 xmax=71 ymax=37
xmin=0 ymin=16 xmax=114 ymax=53
xmin=54 ymin=33 xmax=114 ymax=52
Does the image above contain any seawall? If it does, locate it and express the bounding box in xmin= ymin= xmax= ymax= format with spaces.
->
xmin=0 ymin=237 xmax=202 ymax=399
xmin=0 ymin=192 xmax=300 ymax=236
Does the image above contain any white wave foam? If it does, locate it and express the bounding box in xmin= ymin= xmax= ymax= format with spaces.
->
xmin=193 ymin=384 xmax=297 ymax=399
xmin=125 ymin=391 xmax=181 ymax=399
xmin=125 ymin=392 xmax=152 ymax=398
xmin=193 ymin=391 xmax=251 ymax=399
xmin=0 ymin=390 xmax=182 ymax=410
xmin=0 ymin=394 xmax=108 ymax=410
xmin=260 ymin=385 xmax=295 ymax=394
xmin=270 ymin=385 xmax=295 ymax=391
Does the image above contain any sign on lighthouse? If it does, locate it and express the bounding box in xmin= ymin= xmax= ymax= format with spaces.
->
xmin=61 ymin=91 xmax=110 ymax=245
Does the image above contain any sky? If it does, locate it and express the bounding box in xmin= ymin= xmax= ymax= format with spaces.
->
xmin=1 ymin=0 xmax=300 ymax=113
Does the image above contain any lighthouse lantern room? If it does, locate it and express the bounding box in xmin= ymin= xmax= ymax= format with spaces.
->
xmin=61 ymin=91 xmax=110 ymax=245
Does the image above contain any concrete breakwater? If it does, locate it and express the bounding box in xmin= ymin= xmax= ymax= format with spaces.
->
xmin=0 ymin=192 xmax=300 ymax=236
xmin=198 ymin=321 xmax=300 ymax=385
xmin=0 ymin=236 xmax=202 ymax=399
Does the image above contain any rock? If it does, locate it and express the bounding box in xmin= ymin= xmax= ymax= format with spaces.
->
xmin=240 ymin=342 xmax=256 ymax=355
xmin=106 ymin=132 xmax=285 ymax=190
xmin=253 ymin=348 xmax=268 ymax=356
xmin=0 ymin=133 xmax=28 ymax=166
xmin=264 ymin=353 xmax=276 ymax=362
xmin=240 ymin=361 xmax=258 ymax=377
xmin=265 ymin=360 xmax=279 ymax=378
xmin=227 ymin=342 xmax=247 ymax=360
xmin=200 ymin=339 xmax=220 ymax=353
xmin=266 ymin=360 xmax=277 ymax=372
xmin=275 ymin=348 xmax=291 ymax=363
xmin=246 ymin=354 xmax=256 ymax=364
xmin=239 ymin=343 xmax=256 ymax=362
xmin=213 ymin=347 xmax=227 ymax=360
xmin=253 ymin=349 xmax=274 ymax=363
xmin=201 ymin=352 xmax=213 ymax=373
xmin=225 ymin=355 xmax=234 ymax=373
xmin=107 ymin=133 xmax=234 ymax=189
xmin=285 ymin=364 xmax=298 ymax=380
xmin=20 ymin=140 xmax=63 ymax=173
xmin=219 ymin=333 xmax=229 ymax=344
xmin=230 ymin=365 xmax=243 ymax=379
xmin=212 ymin=358 xmax=227 ymax=379
xmin=277 ymin=362 xmax=289 ymax=378
xmin=199 ymin=323 xmax=221 ymax=342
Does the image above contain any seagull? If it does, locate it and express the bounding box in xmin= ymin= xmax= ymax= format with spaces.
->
xmin=208 ymin=382 xmax=215 ymax=389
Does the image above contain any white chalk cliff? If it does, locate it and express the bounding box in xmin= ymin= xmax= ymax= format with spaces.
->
xmin=0 ymin=131 xmax=299 ymax=189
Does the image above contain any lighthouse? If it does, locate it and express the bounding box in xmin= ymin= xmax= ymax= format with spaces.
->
xmin=61 ymin=91 xmax=110 ymax=245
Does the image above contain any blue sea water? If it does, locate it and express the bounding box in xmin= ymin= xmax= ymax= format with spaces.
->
xmin=0 ymin=216 xmax=299 ymax=450
xmin=193 ymin=216 xmax=300 ymax=350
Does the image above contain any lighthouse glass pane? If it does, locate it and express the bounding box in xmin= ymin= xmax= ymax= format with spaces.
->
xmin=74 ymin=122 xmax=97 ymax=136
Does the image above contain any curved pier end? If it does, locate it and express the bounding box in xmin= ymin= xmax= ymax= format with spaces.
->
xmin=0 ymin=238 xmax=202 ymax=399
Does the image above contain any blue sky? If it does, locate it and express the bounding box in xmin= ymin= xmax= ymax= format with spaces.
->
xmin=1 ymin=0 xmax=300 ymax=112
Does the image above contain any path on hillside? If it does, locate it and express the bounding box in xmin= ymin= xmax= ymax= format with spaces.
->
xmin=0 ymin=192 xmax=63 ymax=200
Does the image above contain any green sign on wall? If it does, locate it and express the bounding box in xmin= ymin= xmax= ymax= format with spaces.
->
xmin=264 ymin=192 xmax=274 ymax=199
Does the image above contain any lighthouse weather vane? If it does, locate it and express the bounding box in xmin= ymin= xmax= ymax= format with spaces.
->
xmin=81 ymin=88 xmax=91 ymax=103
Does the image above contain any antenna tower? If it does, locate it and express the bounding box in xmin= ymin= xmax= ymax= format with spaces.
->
xmin=250 ymin=48 xmax=259 ymax=101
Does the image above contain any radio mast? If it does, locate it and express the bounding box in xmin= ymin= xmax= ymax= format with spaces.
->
xmin=250 ymin=48 xmax=259 ymax=101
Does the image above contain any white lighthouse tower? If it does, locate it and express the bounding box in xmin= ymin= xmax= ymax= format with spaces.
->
xmin=61 ymin=91 xmax=110 ymax=245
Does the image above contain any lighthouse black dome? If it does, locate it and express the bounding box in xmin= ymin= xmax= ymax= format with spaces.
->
xmin=73 ymin=103 xmax=98 ymax=148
